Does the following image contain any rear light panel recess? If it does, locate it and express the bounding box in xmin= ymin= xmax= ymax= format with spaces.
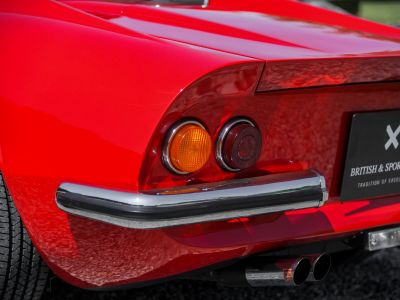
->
xmin=163 ymin=118 xmax=262 ymax=175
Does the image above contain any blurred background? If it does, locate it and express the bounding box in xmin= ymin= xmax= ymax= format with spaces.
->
xmin=304 ymin=0 xmax=399 ymax=25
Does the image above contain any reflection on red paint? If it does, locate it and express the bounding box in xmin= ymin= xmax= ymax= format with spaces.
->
xmin=227 ymin=217 xmax=249 ymax=223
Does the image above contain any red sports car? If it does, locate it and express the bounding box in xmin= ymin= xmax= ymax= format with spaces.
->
xmin=1 ymin=0 xmax=400 ymax=299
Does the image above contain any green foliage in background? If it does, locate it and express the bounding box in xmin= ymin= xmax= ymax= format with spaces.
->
xmin=360 ymin=1 xmax=400 ymax=25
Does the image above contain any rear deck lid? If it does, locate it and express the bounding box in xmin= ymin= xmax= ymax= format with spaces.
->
xmin=64 ymin=0 xmax=400 ymax=90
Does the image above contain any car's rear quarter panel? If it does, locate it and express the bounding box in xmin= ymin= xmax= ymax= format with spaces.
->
xmin=0 ymin=1 xmax=259 ymax=287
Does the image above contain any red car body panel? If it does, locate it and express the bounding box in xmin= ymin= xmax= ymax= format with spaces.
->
xmin=69 ymin=0 xmax=400 ymax=58
xmin=0 ymin=0 xmax=400 ymax=288
xmin=67 ymin=0 xmax=400 ymax=91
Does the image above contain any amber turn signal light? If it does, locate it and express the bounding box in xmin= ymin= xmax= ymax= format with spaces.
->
xmin=163 ymin=121 xmax=212 ymax=174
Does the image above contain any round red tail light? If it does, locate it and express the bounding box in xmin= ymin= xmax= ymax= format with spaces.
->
xmin=216 ymin=119 xmax=262 ymax=172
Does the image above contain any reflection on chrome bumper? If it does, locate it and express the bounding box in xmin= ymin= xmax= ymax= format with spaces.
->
xmin=56 ymin=170 xmax=328 ymax=229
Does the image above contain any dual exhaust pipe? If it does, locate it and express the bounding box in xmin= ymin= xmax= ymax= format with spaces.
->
xmin=213 ymin=253 xmax=331 ymax=287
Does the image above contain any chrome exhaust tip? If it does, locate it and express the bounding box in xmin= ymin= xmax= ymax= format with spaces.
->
xmin=306 ymin=253 xmax=331 ymax=282
xmin=245 ymin=257 xmax=311 ymax=286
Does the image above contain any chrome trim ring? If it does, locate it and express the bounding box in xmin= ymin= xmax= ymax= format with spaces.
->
xmin=56 ymin=169 xmax=328 ymax=229
xmin=318 ymin=174 xmax=329 ymax=206
xmin=215 ymin=118 xmax=257 ymax=172
xmin=162 ymin=120 xmax=207 ymax=175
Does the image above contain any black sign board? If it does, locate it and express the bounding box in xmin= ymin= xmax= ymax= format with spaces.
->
xmin=341 ymin=110 xmax=400 ymax=200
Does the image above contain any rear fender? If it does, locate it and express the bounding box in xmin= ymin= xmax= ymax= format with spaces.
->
xmin=0 ymin=144 xmax=3 ymax=170
xmin=0 ymin=2 xmax=261 ymax=288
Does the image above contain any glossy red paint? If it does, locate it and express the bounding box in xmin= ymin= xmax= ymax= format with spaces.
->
xmin=67 ymin=0 xmax=400 ymax=90
xmin=0 ymin=145 xmax=4 ymax=170
xmin=0 ymin=0 xmax=400 ymax=289
xmin=66 ymin=0 xmax=400 ymax=58
xmin=140 ymin=81 xmax=400 ymax=193
xmin=210 ymin=0 xmax=400 ymax=40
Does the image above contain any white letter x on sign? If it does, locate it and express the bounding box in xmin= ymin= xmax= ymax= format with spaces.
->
xmin=385 ymin=125 xmax=400 ymax=150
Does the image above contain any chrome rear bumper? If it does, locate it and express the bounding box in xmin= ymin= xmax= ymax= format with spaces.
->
xmin=56 ymin=170 xmax=328 ymax=229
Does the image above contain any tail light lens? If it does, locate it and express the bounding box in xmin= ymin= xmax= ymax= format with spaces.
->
xmin=163 ymin=120 xmax=212 ymax=174
xmin=216 ymin=119 xmax=262 ymax=172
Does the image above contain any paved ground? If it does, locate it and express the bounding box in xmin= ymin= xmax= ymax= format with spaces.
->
xmin=42 ymin=247 xmax=399 ymax=300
